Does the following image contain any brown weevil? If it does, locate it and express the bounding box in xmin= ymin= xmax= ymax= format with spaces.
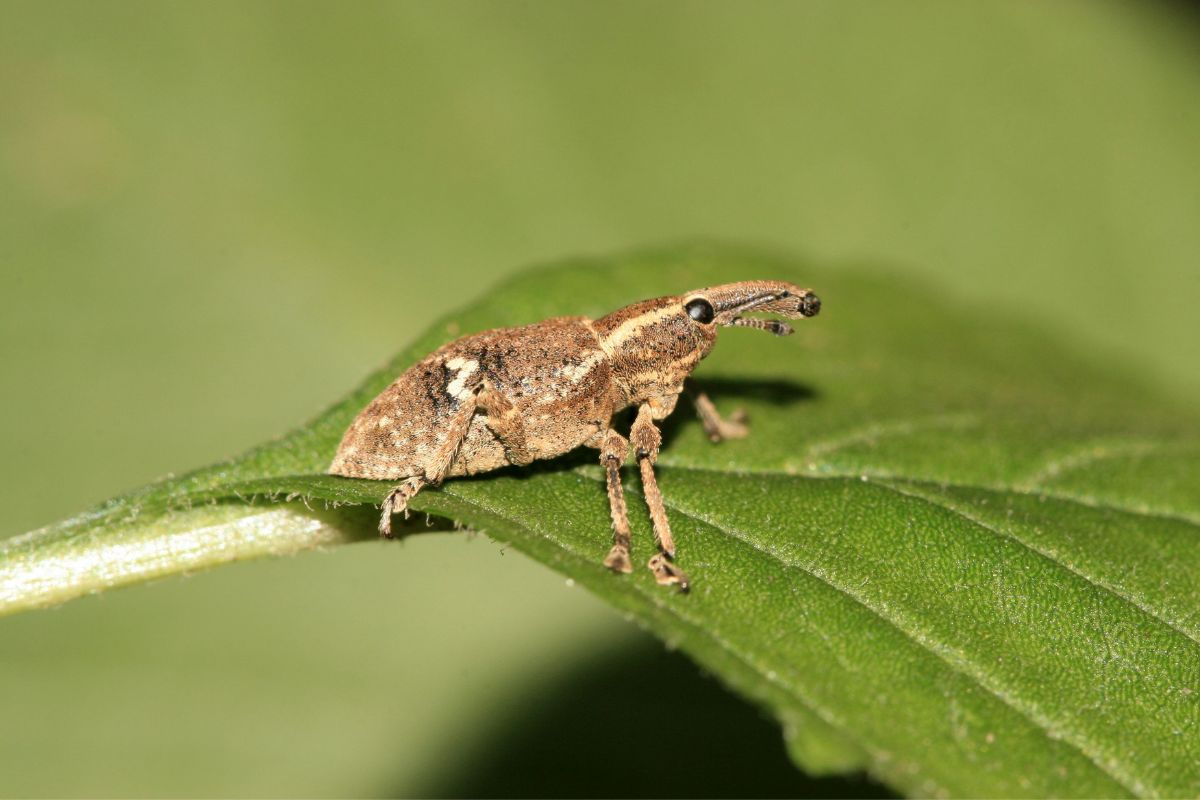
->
xmin=330 ymin=280 xmax=821 ymax=590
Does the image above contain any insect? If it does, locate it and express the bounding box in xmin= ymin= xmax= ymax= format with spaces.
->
xmin=330 ymin=280 xmax=820 ymax=590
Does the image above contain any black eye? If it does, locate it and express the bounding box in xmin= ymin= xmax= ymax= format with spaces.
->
xmin=686 ymin=298 xmax=714 ymax=324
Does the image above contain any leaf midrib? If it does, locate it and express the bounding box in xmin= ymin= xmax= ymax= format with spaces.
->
xmin=15 ymin=455 xmax=1183 ymax=796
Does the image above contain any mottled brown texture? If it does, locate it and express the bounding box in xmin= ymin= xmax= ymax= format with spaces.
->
xmin=330 ymin=280 xmax=820 ymax=586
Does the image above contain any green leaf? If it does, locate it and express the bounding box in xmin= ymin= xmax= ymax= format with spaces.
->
xmin=3 ymin=244 xmax=1198 ymax=797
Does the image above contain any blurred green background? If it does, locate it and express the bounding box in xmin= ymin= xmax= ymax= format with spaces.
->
xmin=2 ymin=1 xmax=1198 ymax=796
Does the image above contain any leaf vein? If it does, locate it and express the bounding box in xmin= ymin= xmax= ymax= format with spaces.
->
xmin=1015 ymin=439 xmax=1193 ymax=489
xmin=874 ymin=477 xmax=1200 ymax=648
xmin=661 ymin=493 xmax=1143 ymax=795
xmin=566 ymin=467 xmax=1139 ymax=796
xmin=656 ymin=460 xmax=1200 ymax=529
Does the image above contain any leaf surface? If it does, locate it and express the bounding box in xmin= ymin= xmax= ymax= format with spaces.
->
xmin=3 ymin=245 xmax=1198 ymax=797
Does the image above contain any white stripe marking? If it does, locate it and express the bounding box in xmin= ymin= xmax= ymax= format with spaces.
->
xmin=445 ymin=358 xmax=479 ymax=399
xmin=600 ymin=307 xmax=675 ymax=349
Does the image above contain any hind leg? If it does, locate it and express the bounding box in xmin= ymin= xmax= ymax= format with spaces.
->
xmin=477 ymin=383 xmax=533 ymax=466
xmin=379 ymin=476 xmax=426 ymax=537
xmin=380 ymin=390 xmax=480 ymax=536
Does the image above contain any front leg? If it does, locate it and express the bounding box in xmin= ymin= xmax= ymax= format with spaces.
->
xmin=631 ymin=400 xmax=690 ymax=591
xmin=693 ymin=390 xmax=749 ymax=443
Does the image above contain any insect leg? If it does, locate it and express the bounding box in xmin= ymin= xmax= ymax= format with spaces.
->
xmin=631 ymin=403 xmax=690 ymax=590
xmin=477 ymin=383 xmax=533 ymax=466
xmin=631 ymin=403 xmax=673 ymax=555
xmin=379 ymin=390 xmax=480 ymax=536
xmin=692 ymin=391 xmax=749 ymax=443
xmin=379 ymin=476 xmax=426 ymax=537
xmin=424 ymin=391 xmax=480 ymax=483
xmin=599 ymin=428 xmax=634 ymax=574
